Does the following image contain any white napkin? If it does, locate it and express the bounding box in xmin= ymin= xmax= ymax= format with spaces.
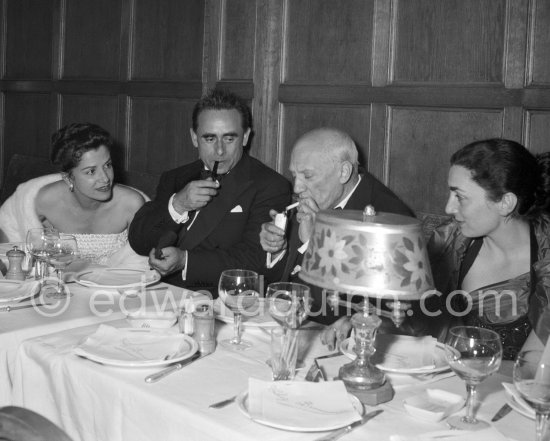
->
xmin=502 ymin=382 xmax=536 ymax=419
xmin=247 ymin=378 xmax=360 ymax=430
xmin=74 ymin=324 xmax=185 ymax=362
xmin=373 ymin=334 xmax=437 ymax=370
xmin=390 ymin=427 xmax=510 ymax=441
xmin=76 ymin=267 xmax=157 ymax=286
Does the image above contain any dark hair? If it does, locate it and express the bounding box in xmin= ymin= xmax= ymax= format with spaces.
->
xmin=451 ymin=138 xmax=550 ymax=219
xmin=50 ymin=123 xmax=114 ymax=173
xmin=191 ymin=89 xmax=252 ymax=133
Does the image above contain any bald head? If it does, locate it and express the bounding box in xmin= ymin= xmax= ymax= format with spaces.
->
xmin=293 ymin=128 xmax=358 ymax=168
xmin=289 ymin=128 xmax=360 ymax=209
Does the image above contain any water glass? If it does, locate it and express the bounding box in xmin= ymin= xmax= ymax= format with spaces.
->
xmin=514 ymin=350 xmax=550 ymax=441
xmin=270 ymin=327 xmax=298 ymax=381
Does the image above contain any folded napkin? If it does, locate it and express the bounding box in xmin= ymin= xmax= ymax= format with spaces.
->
xmin=390 ymin=427 xmax=510 ymax=441
xmin=502 ymin=382 xmax=536 ymax=419
xmin=373 ymin=334 xmax=437 ymax=370
xmin=74 ymin=324 xmax=185 ymax=362
xmin=247 ymin=378 xmax=360 ymax=430
xmin=76 ymin=268 xmax=158 ymax=286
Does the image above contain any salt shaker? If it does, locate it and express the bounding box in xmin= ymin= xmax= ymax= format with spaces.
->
xmin=192 ymin=303 xmax=216 ymax=354
xmin=6 ymin=246 xmax=26 ymax=281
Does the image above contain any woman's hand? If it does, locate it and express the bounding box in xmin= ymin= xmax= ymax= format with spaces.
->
xmin=320 ymin=316 xmax=353 ymax=351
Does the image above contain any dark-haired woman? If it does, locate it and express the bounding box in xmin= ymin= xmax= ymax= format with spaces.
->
xmin=0 ymin=123 xmax=146 ymax=265
xmin=429 ymin=138 xmax=550 ymax=359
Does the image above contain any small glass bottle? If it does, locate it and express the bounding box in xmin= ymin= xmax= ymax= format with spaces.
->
xmin=192 ymin=303 xmax=216 ymax=354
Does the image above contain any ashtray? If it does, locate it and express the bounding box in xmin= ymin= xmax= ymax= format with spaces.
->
xmin=403 ymin=389 xmax=464 ymax=422
xmin=126 ymin=310 xmax=177 ymax=329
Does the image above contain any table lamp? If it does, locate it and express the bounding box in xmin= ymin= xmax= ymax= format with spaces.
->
xmin=299 ymin=206 xmax=434 ymax=404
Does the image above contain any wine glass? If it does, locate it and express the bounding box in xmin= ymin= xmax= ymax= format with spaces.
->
xmin=514 ymin=350 xmax=550 ymax=441
xmin=265 ymin=282 xmax=311 ymax=380
xmin=444 ymin=326 xmax=503 ymax=430
xmin=25 ymin=227 xmax=58 ymax=280
xmin=46 ymin=234 xmax=80 ymax=299
xmin=218 ymin=269 xmax=259 ymax=350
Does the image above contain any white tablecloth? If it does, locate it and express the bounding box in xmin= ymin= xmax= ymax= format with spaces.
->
xmin=0 ymin=280 xmax=193 ymax=406
xmin=10 ymin=321 xmax=531 ymax=441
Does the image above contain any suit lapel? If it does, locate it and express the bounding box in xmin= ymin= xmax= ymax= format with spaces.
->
xmin=180 ymin=155 xmax=253 ymax=250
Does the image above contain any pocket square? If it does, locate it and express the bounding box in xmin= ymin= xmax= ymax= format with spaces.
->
xmin=230 ymin=205 xmax=243 ymax=213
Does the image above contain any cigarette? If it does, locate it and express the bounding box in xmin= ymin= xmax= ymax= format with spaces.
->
xmin=284 ymin=202 xmax=299 ymax=212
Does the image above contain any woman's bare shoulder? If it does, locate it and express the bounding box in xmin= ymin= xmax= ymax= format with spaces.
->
xmin=36 ymin=181 xmax=66 ymax=205
xmin=113 ymin=184 xmax=146 ymax=208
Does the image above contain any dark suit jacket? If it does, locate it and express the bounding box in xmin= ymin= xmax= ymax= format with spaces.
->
xmin=129 ymin=154 xmax=292 ymax=291
xmin=280 ymin=171 xmax=415 ymax=325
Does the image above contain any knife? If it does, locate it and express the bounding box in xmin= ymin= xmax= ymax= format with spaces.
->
xmin=314 ymin=409 xmax=383 ymax=441
xmin=491 ymin=403 xmax=512 ymax=422
xmin=0 ymin=303 xmax=51 ymax=312
xmin=144 ymin=351 xmax=205 ymax=383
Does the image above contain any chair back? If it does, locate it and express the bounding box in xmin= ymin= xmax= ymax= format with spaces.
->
xmin=0 ymin=406 xmax=73 ymax=441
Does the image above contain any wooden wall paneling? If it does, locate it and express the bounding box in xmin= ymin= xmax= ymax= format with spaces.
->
xmin=252 ymin=0 xmax=283 ymax=170
xmin=393 ymin=0 xmax=506 ymax=84
xmin=368 ymin=103 xmax=387 ymax=183
xmin=528 ymin=0 xmax=550 ymax=85
xmin=220 ymin=0 xmax=255 ymax=80
xmin=283 ymin=0 xmax=373 ymax=84
xmin=63 ymin=0 xmax=122 ymax=79
xmin=4 ymin=92 xmax=52 ymax=169
xmin=129 ymin=97 xmax=196 ymax=175
xmin=504 ymin=0 xmax=529 ymax=88
xmin=372 ymin=0 xmax=391 ymax=87
xmin=131 ymin=0 xmax=204 ymax=81
xmin=279 ymin=104 xmax=371 ymax=181
xmin=203 ymin=0 xmax=222 ymax=90
xmin=5 ymin=0 xmax=54 ymax=79
xmin=387 ymin=107 xmax=504 ymax=215
xmin=525 ymin=110 xmax=550 ymax=155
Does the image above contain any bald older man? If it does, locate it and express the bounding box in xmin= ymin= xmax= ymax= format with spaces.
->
xmin=260 ymin=128 xmax=414 ymax=326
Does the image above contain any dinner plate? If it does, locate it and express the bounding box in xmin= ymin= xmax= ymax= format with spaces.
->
xmin=74 ymin=267 xmax=161 ymax=289
xmin=340 ymin=338 xmax=450 ymax=374
xmin=0 ymin=279 xmax=41 ymax=304
xmin=74 ymin=328 xmax=198 ymax=368
xmin=213 ymin=298 xmax=278 ymax=328
xmin=236 ymin=391 xmax=364 ymax=432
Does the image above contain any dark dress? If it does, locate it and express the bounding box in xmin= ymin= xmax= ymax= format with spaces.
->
xmin=428 ymin=216 xmax=550 ymax=359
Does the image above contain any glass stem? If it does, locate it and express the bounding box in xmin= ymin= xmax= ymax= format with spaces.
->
xmin=463 ymin=383 xmax=477 ymax=424
xmin=233 ymin=312 xmax=242 ymax=344
xmin=57 ymin=268 xmax=63 ymax=292
xmin=535 ymin=412 xmax=549 ymax=441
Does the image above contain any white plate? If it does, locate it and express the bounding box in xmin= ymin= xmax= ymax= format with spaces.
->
xmin=74 ymin=329 xmax=198 ymax=368
xmin=213 ymin=298 xmax=278 ymax=328
xmin=340 ymin=338 xmax=450 ymax=374
xmin=0 ymin=280 xmax=40 ymax=304
xmin=74 ymin=267 xmax=161 ymax=289
xmin=236 ymin=391 xmax=364 ymax=432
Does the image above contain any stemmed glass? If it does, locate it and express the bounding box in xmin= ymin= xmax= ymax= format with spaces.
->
xmin=25 ymin=227 xmax=58 ymax=280
xmin=46 ymin=234 xmax=80 ymax=299
xmin=218 ymin=269 xmax=259 ymax=350
xmin=514 ymin=350 xmax=550 ymax=441
xmin=266 ymin=282 xmax=311 ymax=380
xmin=444 ymin=326 xmax=503 ymax=430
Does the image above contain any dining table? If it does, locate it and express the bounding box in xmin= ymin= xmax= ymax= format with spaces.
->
xmin=0 ymin=259 xmax=197 ymax=408
xmin=9 ymin=310 xmax=532 ymax=441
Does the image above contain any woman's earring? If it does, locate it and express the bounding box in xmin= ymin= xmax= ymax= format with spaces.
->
xmin=69 ymin=182 xmax=74 ymax=192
